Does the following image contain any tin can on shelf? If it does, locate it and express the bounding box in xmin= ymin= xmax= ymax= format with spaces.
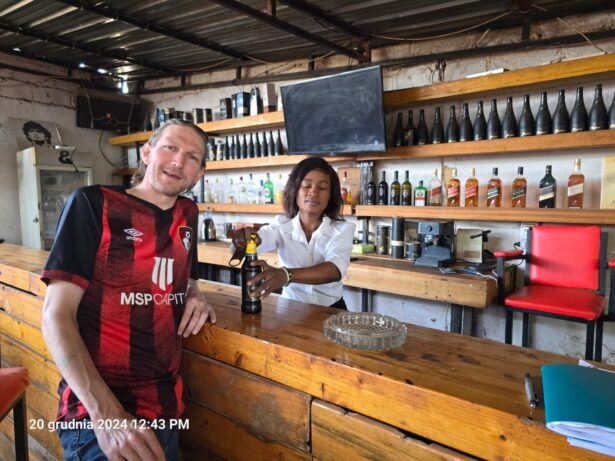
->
xmin=193 ymin=108 xmax=204 ymax=123
xmin=405 ymin=241 xmax=421 ymax=260
xmin=390 ymin=218 xmax=405 ymax=259
xmin=376 ymin=225 xmax=390 ymax=256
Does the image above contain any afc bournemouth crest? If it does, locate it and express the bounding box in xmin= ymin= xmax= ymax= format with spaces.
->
xmin=179 ymin=226 xmax=192 ymax=253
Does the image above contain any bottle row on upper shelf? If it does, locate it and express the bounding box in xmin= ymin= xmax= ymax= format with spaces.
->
xmin=365 ymin=159 xmax=587 ymax=209
xmin=198 ymin=172 xmax=288 ymax=205
xmin=390 ymin=84 xmax=615 ymax=147
xmin=207 ymin=130 xmax=284 ymax=161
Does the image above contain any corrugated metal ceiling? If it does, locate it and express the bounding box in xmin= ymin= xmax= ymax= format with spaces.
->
xmin=0 ymin=0 xmax=611 ymax=81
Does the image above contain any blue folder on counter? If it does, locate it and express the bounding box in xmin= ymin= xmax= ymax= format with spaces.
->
xmin=542 ymin=363 xmax=615 ymax=457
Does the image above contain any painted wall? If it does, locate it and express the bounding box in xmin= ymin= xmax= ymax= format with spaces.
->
xmin=0 ymin=52 xmax=123 ymax=245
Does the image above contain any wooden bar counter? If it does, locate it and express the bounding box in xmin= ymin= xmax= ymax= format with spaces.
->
xmin=0 ymin=243 xmax=610 ymax=460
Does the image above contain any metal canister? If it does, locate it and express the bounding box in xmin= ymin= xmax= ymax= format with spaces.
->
xmin=193 ymin=108 xmax=204 ymax=123
xmin=376 ymin=225 xmax=390 ymax=256
xmin=204 ymin=108 xmax=213 ymax=122
xmin=405 ymin=241 xmax=421 ymax=260
xmin=182 ymin=111 xmax=193 ymax=122
xmin=390 ymin=218 xmax=405 ymax=258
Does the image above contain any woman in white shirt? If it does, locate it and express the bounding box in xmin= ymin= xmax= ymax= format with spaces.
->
xmin=233 ymin=156 xmax=356 ymax=308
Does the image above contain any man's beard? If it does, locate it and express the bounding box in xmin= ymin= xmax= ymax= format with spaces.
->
xmin=151 ymin=167 xmax=189 ymax=197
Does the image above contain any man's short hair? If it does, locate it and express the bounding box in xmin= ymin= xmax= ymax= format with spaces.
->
xmin=131 ymin=119 xmax=208 ymax=187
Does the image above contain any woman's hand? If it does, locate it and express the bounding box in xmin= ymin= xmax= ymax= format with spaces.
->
xmin=247 ymin=260 xmax=288 ymax=300
xmin=232 ymin=226 xmax=261 ymax=249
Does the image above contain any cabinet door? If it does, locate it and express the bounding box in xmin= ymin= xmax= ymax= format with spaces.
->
xmin=39 ymin=168 xmax=91 ymax=250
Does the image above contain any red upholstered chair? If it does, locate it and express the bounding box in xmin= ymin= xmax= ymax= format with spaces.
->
xmin=0 ymin=367 xmax=29 ymax=461
xmin=495 ymin=225 xmax=614 ymax=361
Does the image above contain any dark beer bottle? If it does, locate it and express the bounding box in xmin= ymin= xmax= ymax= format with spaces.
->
xmin=392 ymin=112 xmax=404 ymax=147
xmin=275 ymin=130 xmax=284 ymax=155
xmin=366 ymin=172 xmax=377 ymax=205
xmin=268 ymin=131 xmax=275 ymax=156
xmin=570 ymin=87 xmax=588 ymax=132
xmin=552 ymin=89 xmax=569 ymax=134
xmin=248 ymin=133 xmax=255 ymax=158
xmin=431 ymin=108 xmax=444 ymax=144
xmin=609 ymin=93 xmax=615 ymax=129
xmin=416 ymin=109 xmax=429 ymax=145
xmin=224 ymin=136 xmax=230 ymax=160
xmin=473 ymin=101 xmax=487 ymax=140
xmin=241 ymin=234 xmax=262 ymax=314
xmin=589 ymin=84 xmax=607 ymax=131
xmin=487 ymin=99 xmax=501 ymax=140
xmin=501 ymin=97 xmax=517 ymax=138
xmin=377 ymin=171 xmax=388 ymax=205
xmin=241 ymin=134 xmax=248 ymax=158
xmin=404 ymin=109 xmax=416 ymax=146
xmin=255 ymin=132 xmax=262 ymax=157
xmin=260 ymin=132 xmax=268 ymax=157
xmin=518 ymin=95 xmax=535 ymax=137
xmin=446 ymin=105 xmax=459 ymax=142
xmin=535 ymin=92 xmax=551 ymax=135
xmin=459 ymin=102 xmax=473 ymax=142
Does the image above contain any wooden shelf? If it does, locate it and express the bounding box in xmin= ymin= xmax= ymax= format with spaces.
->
xmin=357 ymin=130 xmax=615 ymax=161
xmin=198 ymin=203 xmax=353 ymax=215
xmin=355 ymin=205 xmax=615 ymax=225
xmin=206 ymin=154 xmax=355 ymax=171
xmin=108 ymin=112 xmax=284 ymax=147
xmin=384 ymin=54 xmax=615 ymax=109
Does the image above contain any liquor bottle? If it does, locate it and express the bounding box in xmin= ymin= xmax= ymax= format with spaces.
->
xmin=535 ymin=92 xmax=552 ymax=135
xmin=473 ymin=101 xmax=487 ymax=140
xmin=428 ymin=169 xmax=442 ymax=206
xmin=366 ymin=172 xmax=377 ymax=205
xmin=538 ymin=165 xmax=557 ymax=208
xmin=203 ymin=179 xmax=212 ymax=202
xmin=401 ymin=170 xmax=412 ymax=205
xmin=207 ymin=139 xmax=216 ymax=162
xmin=260 ymin=132 xmax=268 ymax=157
xmin=392 ymin=112 xmax=404 ymax=147
xmin=518 ymin=95 xmax=535 ymax=137
xmin=446 ymin=106 xmax=459 ymax=142
xmin=589 ymin=84 xmax=607 ymax=131
xmin=264 ymin=173 xmax=274 ymax=204
xmin=257 ymin=180 xmax=266 ymax=204
xmin=237 ymin=176 xmax=247 ymax=204
xmin=275 ymin=174 xmax=285 ymax=203
xmin=487 ymin=99 xmax=501 ymax=139
xmin=341 ymin=171 xmax=349 ymax=204
xmin=552 ymin=89 xmax=569 ymax=134
xmin=240 ymin=134 xmax=248 ymax=159
xmin=227 ymin=178 xmax=236 ymax=204
xmin=486 ymin=167 xmax=502 ymax=207
xmin=567 ymin=159 xmax=584 ymax=209
xmin=246 ymin=173 xmax=257 ymax=204
xmin=431 ymin=108 xmax=444 ymax=144
xmin=447 ymin=168 xmax=460 ymax=207
xmin=213 ymin=178 xmax=223 ymax=203
xmin=414 ymin=180 xmax=427 ymax=206
xmin=390 ymin=171 xmax=401 ymax=205
xmin=268 ymin=131 xmax=275 ymax=156
xmin=416 ymin=109 xmax=429 ymax=145
xmin=404 ymin=109 xmax=416 ymax=146
xmin=275 ymin=130 xmax=284 ymax=155
xmin=459 ymin=103 xmax=473 ymax=142
xmin=609 ymin=94 xmax=615 ymax=129
xmin=255 ymin=132 xmax=262 ymax=157
xmin=501 ymin=97 xmax=517 ymax=138
xmin=465 ymin=168 xmax=479 ymax=207
xmin=570 ymin=87 xmax=588 ymax=132
xmin=224 ymin=136 xmax=230 ymax=160
xmin=511 ymin=167 xmax=527 ymax=208
xmin=248 ymin=133 xmax=255 ymax=158
xmin=377 ymin=171 xmax=388 ymax=205
xmin=241 ymin=234 xmax=262 ymax=314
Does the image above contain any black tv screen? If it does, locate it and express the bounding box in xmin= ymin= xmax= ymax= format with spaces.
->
xmin=281 ymin=66 xmax=386 ymax=155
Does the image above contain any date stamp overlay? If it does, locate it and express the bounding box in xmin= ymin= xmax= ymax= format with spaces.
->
xmin=30 ymin=418 xmax=190 ymax=432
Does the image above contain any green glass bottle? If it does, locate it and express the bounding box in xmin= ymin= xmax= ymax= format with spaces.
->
xmin=390 ymin=171 xmax=401 ymax=205
xmin=401 ymin=170 xmax=412 ymax=205
xmin=263 ymin=173 xmax=274 ymax=204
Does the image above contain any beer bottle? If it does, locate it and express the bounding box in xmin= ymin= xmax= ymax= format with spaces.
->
xmin=241 ymin=234 xmax=262 ymax=314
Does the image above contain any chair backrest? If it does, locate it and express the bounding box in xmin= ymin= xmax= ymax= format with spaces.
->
xmin=529 ymin=225 xmax=601 ymax=291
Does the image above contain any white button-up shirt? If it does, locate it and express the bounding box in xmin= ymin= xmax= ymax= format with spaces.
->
xmin=257 ymin=214 xmax=356 ymax=307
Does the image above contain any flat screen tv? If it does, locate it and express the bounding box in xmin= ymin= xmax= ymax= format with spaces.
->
xmin=281 ymin=66 xmax=386 ymax=155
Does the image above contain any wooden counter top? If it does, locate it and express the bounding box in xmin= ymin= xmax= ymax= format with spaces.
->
xmin=198 ymin=240 xmax=506 ymax=308
xmin=0 ymin=242 xmax=610 ymax=460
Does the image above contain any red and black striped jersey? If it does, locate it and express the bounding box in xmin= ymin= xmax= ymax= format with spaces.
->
xmin=42 ymin=185 xmax=199 ymax=422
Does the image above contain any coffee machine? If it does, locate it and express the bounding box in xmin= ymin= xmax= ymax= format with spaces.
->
xmin=415 ymin=221 xmax=454 ymax=268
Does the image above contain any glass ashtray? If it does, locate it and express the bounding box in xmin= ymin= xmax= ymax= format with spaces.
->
xmin=323 ymin=312 xmax=407 ymax=350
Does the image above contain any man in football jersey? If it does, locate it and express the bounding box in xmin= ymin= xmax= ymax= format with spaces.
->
xmin=41 ymin=119 xmax=215 ymax=461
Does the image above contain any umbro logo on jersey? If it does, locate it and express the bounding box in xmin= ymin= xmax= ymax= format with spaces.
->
xmin=124 ymin=228 xmax=143 ymax=242
xmin=152 ymin=257 xmax=174 ymax=290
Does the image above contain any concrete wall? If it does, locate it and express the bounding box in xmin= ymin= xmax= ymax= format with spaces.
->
xmin=139 ymin=10 xmax=615 ymax=362
xmin=0 ymin=52 xmax=123 ymax=245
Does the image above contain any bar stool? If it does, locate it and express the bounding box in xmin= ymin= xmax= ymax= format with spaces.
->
xmin=0 ymin=367 xmax=29 ymax=461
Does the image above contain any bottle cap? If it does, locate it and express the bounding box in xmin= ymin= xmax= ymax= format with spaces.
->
xmin=246 ymin=234 xmax=258 ymax=255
